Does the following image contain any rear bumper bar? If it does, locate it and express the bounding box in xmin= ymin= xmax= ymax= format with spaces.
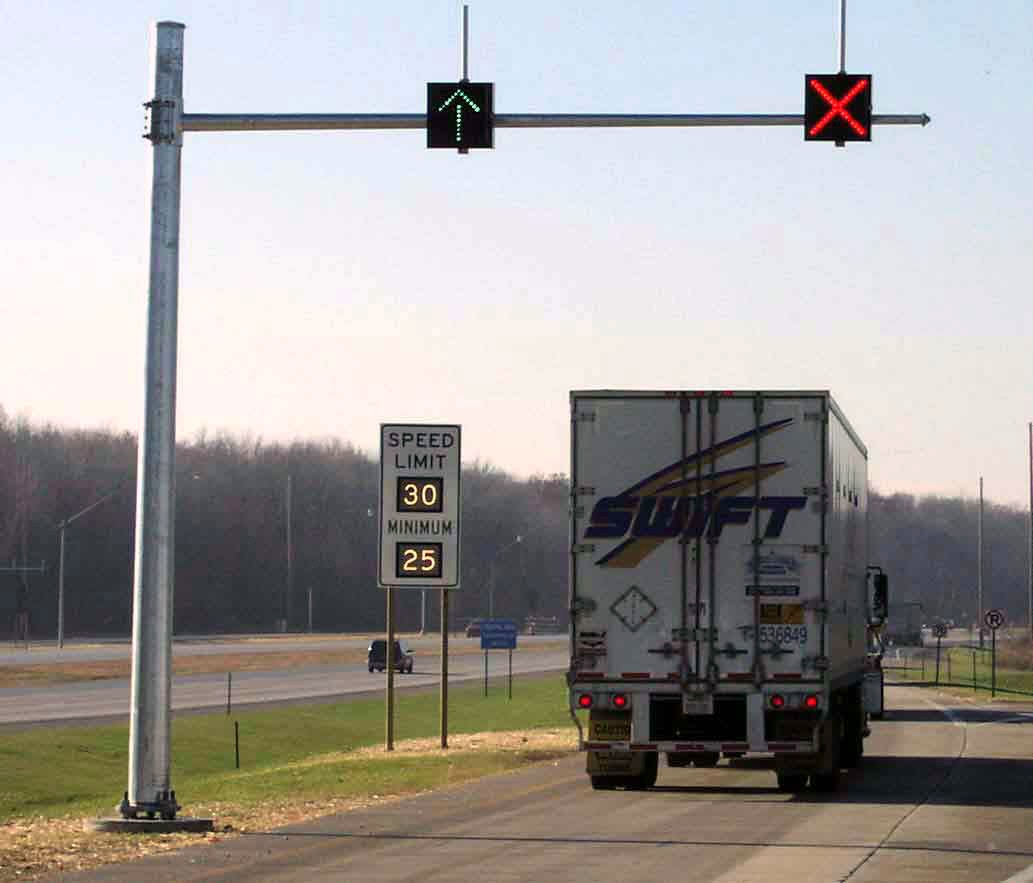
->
xmin=583 ymin=740 xmax=816 ymax=754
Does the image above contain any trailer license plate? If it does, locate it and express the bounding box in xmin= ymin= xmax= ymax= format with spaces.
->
xmin=759 ymin=603 xmax=804 ymax=625
xmin=589 ymin=712 xmax=631 ymax=741
xmin=683 ymin=693 xmax=714 ymax=715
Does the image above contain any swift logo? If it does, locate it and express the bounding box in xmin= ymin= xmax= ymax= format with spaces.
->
xmin=584 ymin=419 xmax=807 ymax=568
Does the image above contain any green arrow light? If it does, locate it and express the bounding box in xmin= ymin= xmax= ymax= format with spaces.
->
xmin=438 ymin=88 xmax=482 ymax=143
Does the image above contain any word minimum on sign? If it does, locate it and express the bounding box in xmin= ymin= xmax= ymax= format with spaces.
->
xmin=379 ymin=424 xmax=462 ymax=588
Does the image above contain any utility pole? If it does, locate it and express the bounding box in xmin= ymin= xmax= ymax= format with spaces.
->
xmin=1028 ymin=422 xmax=1032 ymax=639
xmin=285 ymin=473 xmax=293 ymax=633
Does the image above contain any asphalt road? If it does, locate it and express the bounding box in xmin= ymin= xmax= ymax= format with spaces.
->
xmin=56 ymin=684 xmax=1033 ymax=883
xmin=0 ymin=639 xmax=569 ymax=727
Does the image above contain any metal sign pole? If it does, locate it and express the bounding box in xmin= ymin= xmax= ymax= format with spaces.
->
xmin=440 ymin=589 xmax=449 ymax=749
xmin=978 ymin=477 xmax=985 ymax=649
xmin=989 ymin=628 xmax=996 ymax=696
xmin=935 ymin=635 xmax=941 ymax=685
xmin=508 ymin=647 xmax=513 ymax=700
xmin=386 ymin=587 xmax=395 ymax=751
xmin=484 ymin=650 xmax=488 ymax=697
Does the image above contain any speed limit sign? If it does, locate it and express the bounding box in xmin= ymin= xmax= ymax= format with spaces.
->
xmin=984 ymin=609 xmax=1004 ymax=630
xmin=932 ymin=622 xmax=948 ymax=639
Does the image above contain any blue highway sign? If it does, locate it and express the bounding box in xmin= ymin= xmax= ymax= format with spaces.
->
xmin=480 ymin=619 xmax=518 ymax=650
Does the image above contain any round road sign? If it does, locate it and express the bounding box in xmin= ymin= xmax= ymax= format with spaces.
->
xmin=984 ymin=609 xmax=1004 ymax=630
xmin=932 ymin=622 xmax=948 ymax=639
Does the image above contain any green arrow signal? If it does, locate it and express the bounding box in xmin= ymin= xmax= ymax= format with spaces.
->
xmin=437 ymin=88 xmax=483 ymax=143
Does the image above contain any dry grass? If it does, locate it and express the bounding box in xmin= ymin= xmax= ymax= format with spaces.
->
xmin=996 ymin=635 xmax=1033 ymax=671
xmin=0 ymin=640 xmax=566 ymax=689
xmin=0 ymin=728 xmax=576 ymax=882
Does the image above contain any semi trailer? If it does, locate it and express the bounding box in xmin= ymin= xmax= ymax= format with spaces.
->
xmin=567 ymin=390 xmax=888 ymax=792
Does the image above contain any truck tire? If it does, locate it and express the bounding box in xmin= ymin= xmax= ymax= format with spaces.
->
xmin=625 ymin=753 xmax=659 ymax=790
xmin=776 ymin=772 xmax=808 ymax=793
xmin=666 ymin=753 xmax=693 ymax=768
xmin=840 ymin=689 xmax=865 ymax=768
xmin=590 ymin=775 xmax=621 ymax=790
xmin=811 ymin=769 xmax=841 ymax=792
xmin=692 ymin=752 xmax=720 ymax=768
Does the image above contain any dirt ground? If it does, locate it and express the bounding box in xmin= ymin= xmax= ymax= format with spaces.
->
xmin=0 ymin=728 xmax=578 ymax=881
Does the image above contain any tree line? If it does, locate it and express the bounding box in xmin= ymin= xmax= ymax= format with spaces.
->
xmin=1 ymin=408 xmax=1029 ymax=638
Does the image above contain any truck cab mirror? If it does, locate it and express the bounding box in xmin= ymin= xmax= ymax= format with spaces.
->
xmin=870 ymin=573 xmax=888 ymax=626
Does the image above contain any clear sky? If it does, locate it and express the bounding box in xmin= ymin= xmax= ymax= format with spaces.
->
xmin=3 ymin=1 xmax=1031 ymax=508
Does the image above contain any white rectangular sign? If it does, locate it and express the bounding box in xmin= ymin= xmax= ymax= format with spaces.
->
xmin=378 ymin=424 xmax=461 ymax=588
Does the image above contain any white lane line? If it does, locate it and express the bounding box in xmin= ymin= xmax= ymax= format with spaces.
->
xmin=1003 ymin=861 xmax=1033 ymax=882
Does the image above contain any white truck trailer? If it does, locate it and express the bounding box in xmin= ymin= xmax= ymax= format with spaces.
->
xmin=568 ymin=390 xmax=888 ymax=792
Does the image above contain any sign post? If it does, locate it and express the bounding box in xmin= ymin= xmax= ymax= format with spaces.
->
xmin=985 ymin=609 xmax=1004 ymax=697
xmin=479 ymin=619 xmax=518 ymax=699
xmin=379 ymin=424 xmax=462 ymax=750
xmin=932 ymin=622 xmax=948 ymax=685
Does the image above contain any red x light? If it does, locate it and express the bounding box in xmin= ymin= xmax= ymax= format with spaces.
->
xmin=804 ymin=73 xmax=872 ymax=143
xmin=577 ymin=694 xmax=593 ymax=709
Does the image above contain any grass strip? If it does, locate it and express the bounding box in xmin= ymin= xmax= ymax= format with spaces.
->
xmin=885 ymin=647 xmax=1033 ymax=700
xmin=0 ymin=673 xmax=576 ymax=822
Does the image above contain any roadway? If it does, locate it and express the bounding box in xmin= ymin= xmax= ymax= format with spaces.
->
xmin=56 ymin=684 xmax=1033 ymax=883
xmin=0 ymin=637 xmax=569 ymax=727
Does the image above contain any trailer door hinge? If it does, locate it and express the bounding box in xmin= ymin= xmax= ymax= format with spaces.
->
xmin=571 ymin=506 xmax=585 ymax=519
xmin=802 ymin=544 xmax=827 ymax=555
xmin=572 ymin=543 xmax=596 ymax=555
xmin=573 ymin=411 xmax=596 ymax=423
xmin=804 ymin=412 xmax=825 ymax=423
xmin=574 ymin=485 xmax=596 ymax=496
xmin=801 ymin=599 xmax=829 ymax=615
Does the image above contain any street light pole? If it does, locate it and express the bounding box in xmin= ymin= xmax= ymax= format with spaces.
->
xmin=57 ymin=486 xmax=122 ymax=649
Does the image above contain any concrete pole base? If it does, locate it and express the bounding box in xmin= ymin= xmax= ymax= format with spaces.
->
xmin=86 ymin=817 xmax=214 ymax=834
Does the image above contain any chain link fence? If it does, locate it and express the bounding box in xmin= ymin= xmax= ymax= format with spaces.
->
xmin=882 ymin=642 xmax=1033 ymax=698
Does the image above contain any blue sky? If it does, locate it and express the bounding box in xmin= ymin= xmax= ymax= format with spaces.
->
xmin=2 ymin=1 xmax=1031 ymax=507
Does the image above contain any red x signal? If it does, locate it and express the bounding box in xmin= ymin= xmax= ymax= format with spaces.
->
xmin=809 ymin=78 xmax=868 ymax=137
xmin=804 ymin=73 xmax=872 ymax=143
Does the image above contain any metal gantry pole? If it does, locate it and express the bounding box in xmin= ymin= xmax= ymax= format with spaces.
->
xmin=181 ymin=112 xmax=929 ymax=133
xmin=461 ymin=5 xmax=469 ymax=81
xmin=122 ymin=20 xmax=185 ymax=821
xmin=837 ymin=0 xmax=848 ymax=73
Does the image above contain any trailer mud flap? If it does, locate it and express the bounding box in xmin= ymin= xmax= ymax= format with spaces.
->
xmin=587 ymin=750 xmax=649 ymax=777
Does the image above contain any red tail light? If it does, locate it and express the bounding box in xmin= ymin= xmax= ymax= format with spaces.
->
xmin=804 ymin=694 xmax=819 ymax=709
xmin=611 ymin=693 xmax=629 ymax=709
xmin=577 ymin=694 xmax=593 ymax=709
xmin=769 ymin=694 xmax=786 ymax=709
